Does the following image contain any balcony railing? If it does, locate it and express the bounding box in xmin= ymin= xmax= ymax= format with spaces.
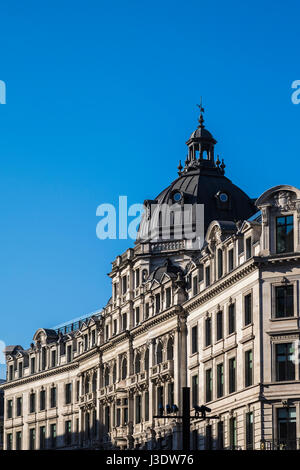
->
xmin=151 ymin=360 xmax=174 ymax=378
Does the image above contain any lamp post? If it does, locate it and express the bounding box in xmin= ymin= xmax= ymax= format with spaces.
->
xmin=153 ymin=387 xmax=219 ymax=450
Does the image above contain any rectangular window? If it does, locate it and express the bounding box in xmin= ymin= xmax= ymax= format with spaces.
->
xmin=217 ymin=421 xmax=224 ymax=449
xmin=105 ymin=325 xmax=109 ymax=341
xmin=123 ymin=407 xmax=128 ymax=425
xmin=275 ymin=285 xmax=294 ymax=318
xmin=91 ymin=329 xmax=96 ymax=346
xmin=157 ymin=386 xmax=164 ymax=414
xmin=205 ymin=266 xmax=211 ymax=287
xmin=41 ymin=347 xmax=47 ymax=370
xmin=135 ymin=307 xmax=140 ymax=325
xmin=276 ymin=215 xmax=294 ymax=254
xmin=29 ymin=428 xmax=36 ymax=450
xmin=217 ymin=363 xmax=224 ymax=398
xmin=168 ymin=383 xmax=174 ymax=406
xmin=277 ymin=407 xmax=296 ymax=449
xmin=135 ymin=269 xmax=140 ymax=288
xmin=76 ymin=381 xmax=80 ymax=402
xmin=39 ymin=426 xmax=46 ymax=450
xmin=7 ymin=399 xmax=13 ymax=419
xmin=7 ymin=433 xmax=12 ymax=450
xmin=65 ymin=383 xmax=72 ymax=404
xmin=193 ymin=276 xmax=198 ymax=296
xmin=166 ymin=287 xmax=171 ymax=308
xmin=216 ymin=311 xmax=223 ymax=341
xmin=122 ymin=276 xmax=127 ymax=294
xmin=229 ymin=358 xmax=236 ymax=394
xmin=246 ymin=237 xmax=252 ymax=259
xmin=205 ymin=424 xmax=212 ymax=450
xmin=51 ymin=350 xmax=56 ymax=368
xmin=9 ymin=364 xmax=13 ymax=381
xmin=16 ymin=431 xmax=22 ymax=451
xmin=122 ymin=313 xmax=127 ymax=331
xmin=50 ymin=423 xmax=56 ymax=448
xmin=145 ymin=391 xmax=149 ymax=421
xmin=16 ymin=397 xmax=22 ymax=417
xmin=246 ymin=412 xmax=254 ymax=450
xmin=29 ymin=393 xmax=35 ymax=413
xmin=228 ymin=248 xmax=234 ymax=272
xmin=135 ymin=395 xmax=141 ymax=424
xmin=205 ymin=318 xmax=212 ymax=347
xmin=275 ymin=343 xmax=295 ymax=381
xmin=116 ymin=408 xmax=121 ymax=427
xmin=113 ymin=319 xmax=117 ymax=335
xmin=192 ymin=375 xmax=198 ymax=407
xmin=18 ymin=362 xmax=23 ymax=378
xmin=67 ymin=345 xmax=72 ymax=363
xmin=40 ymin=390 xmax=46 ymax=411
xmin=65 ymin=420 xmax=72 ymax=446
xmin=229 ymin=417 xmax=237 ymax=449
xmin=245 ymin=350 xmax=253 ymax=387
xmin=228 ymin=303 xmax=235 ymax=334
xmin=30 ymin=357 xmax=36 ymax=374
xmin=205 ymin=369 xmax=212 ymax=403
xmin=50 ymin=387 xmax=57 ymax=408
xmin=145 ymin=303 xmax=150 ymax=319
xmin=244 ymin=293 xmax=252 ymax=325
xmin=191 ymin=326 xmax=198 ymax=354
xmin=218 ymin=249 xmax=223 ymax=279
xmin=155 ymin=294 xmax=161 ymax=314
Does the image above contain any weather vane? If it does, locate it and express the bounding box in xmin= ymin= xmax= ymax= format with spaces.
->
xmin=197 ymin=97 xmax=205 ymax=127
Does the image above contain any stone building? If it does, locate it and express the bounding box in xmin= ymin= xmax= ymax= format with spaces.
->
xmin=1 ymin=109 xmax=300 ymax=450
xmin=0 ymin=379 xmax=4 ymax=450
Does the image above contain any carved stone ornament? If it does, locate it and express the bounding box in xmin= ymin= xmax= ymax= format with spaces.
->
xmin=273 ymin=191 xmax=296 ymax=211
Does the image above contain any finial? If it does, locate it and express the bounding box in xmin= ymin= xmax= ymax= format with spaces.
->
xmin=216 ymin=155 xmax=220 ymax=167
xmin=185 ymin=155 xmax=189 ymax=167
xmin=197 ymin=97 xmax=205 ymax=128
xmin=177 ymin=160 xmax=183 ymax=176
xmin=220 ymin=158 xmax=226 ymax=174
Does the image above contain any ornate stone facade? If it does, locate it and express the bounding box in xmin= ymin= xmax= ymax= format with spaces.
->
xmin=1 ymin=112 xmax=300 ymax=450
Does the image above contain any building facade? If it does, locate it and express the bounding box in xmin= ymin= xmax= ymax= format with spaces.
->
xmin=1 ymin=110 xmax=300 ymax=450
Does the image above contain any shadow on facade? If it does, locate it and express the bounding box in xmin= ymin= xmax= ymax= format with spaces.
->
xmin=27 ymin=419 xmax=229 ymax=451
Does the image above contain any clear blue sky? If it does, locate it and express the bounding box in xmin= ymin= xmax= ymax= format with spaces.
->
xmin=0 ymin=0 xmax=299 ymax=378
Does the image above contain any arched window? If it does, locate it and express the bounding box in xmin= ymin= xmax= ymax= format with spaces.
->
xmin=135 ymin=353 xmax=141 ymax=374
xmin=157 ymin=342 xmax=163 ymax=364
xmin=167 ymin=338 xmax=174 ymax=360
xmin=92 ymin=371 xmax=97 ymax=392
xmin=85 ymin=375 xmax=90 ymax=394
xmin=144 ymin=349 xmax=149 ymax=371
xmin=113 ymin=363 xmax=117 ymax=383
xmin=121 ymin=358 xmax=127 ymax=380
xmin=104 ymin=367 xmax=110 ymax=387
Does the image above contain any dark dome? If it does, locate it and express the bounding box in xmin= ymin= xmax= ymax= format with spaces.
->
xmin=189 ymin=127 xmax=215 ymax=141
xmin=136 ymin=166 xmax=255 ymax=243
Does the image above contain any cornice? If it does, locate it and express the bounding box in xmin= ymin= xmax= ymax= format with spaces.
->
xmin=1 ymin=362 xmax=79 ymax=391
xmin=184 ymin=260 xmax=258 ymax=313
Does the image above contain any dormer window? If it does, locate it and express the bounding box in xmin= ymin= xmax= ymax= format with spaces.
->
xmin=8 ymin=364 xmax=13 ymax=381
xmin=246 ymin=237 xmax=252 ymax=260
xmin=18 ymin=361 xmax=23 ymax=379
xmin=276 ymin=215 xmax=294 ymax=254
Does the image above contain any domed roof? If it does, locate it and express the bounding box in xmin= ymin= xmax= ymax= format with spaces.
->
xmin=136 ymin=107 xmax=256 ymax=245
xmin=137 ymin=167 xmax=255 ymax=243
xmin=188 ymin=126 xmax=215 ymax=141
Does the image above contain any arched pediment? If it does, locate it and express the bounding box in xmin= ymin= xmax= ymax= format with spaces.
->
xmin=256 ymin=185 xmax=300 ymax=209
xmin=33 ymin=328 xmax=58 ymax=343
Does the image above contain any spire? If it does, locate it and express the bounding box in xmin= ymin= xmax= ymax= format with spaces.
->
xmin=197 ymin=97 xmax=205 ymax=128
xmin=177 ymin=160 xmax=183 ymax=176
